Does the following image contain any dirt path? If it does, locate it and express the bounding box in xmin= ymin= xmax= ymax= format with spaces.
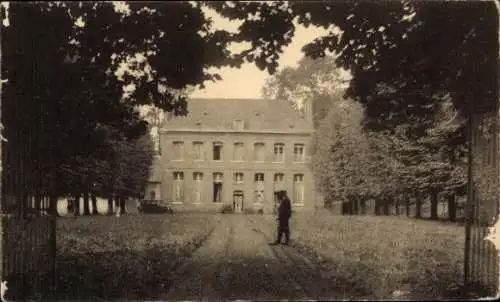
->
xmin=164 ymin=215 xmax=345 ymax=301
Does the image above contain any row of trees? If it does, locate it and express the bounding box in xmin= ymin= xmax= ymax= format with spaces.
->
xmin=257 ymin=1 xmax=496 ymax=223
xmin=2 ymin=2 xmax=496 ymax=217
xmin=2 ymin=3 xmax=160 ymax=215
xmin=263 ymin=55 xmax=468 ymax=222
xmin=59 ymin=132 xmax=154 ymax=216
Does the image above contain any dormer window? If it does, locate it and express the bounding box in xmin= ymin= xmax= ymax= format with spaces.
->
xmin=233 ymin=119 xmax=244 ymax=130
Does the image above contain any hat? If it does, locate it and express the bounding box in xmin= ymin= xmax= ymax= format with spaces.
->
xmin=276 ymin=190 xmax=287 ymax=199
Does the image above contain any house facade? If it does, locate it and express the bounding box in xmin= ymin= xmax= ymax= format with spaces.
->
xmin=148 ymin=98 xmax=317 ymax=213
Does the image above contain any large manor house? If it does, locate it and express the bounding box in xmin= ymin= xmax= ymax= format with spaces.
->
xmin=146 ymin=98 xmax=318 ymax=213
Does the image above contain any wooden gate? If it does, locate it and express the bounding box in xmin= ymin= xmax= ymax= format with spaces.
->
xmin=464 ymin=108 xmax=499 ymax=296
xmin=0 ymin=92 xmax=57 ymax=300
xmin=0 ymin=9 xmax=57 ymax=299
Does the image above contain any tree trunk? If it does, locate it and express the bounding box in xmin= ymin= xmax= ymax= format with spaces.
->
xmin=83 ymin=191 xmax=90 ymax=215
xmin=383 ymin=199 xmax=390 ymax=215
xmin=347 ymin=198 xmax=354 ymax=215
xmin=405 ymin=194 xmax=410 ymax=217
xmin=74 ymin=194 xmax=81 ymax=216
xmin=120 ymin=197 xmax=126 ymax=214
xmin=395 ymin=198 xmax=400 ymax=215
xmin=91 ymin=194 xmax=98 ymax=215
xmin=415 ymin=191 xmax=422 ymax=219
xmin=115 ymin=197 xmax=120 ymax=213
xmin=353 ymin=198 xmax=359 ymax=215
xmin=35 ymin=192 xmax=42 ymax=215
xmin=374 ymin=199 xmax=381 ymax=215
xmin=430 ymin=189 xmax=439 ymax=220
xmin=48 ymin=194 xmax=59 ymax=216
xmin=107 ymin=196 xmax=114 ymax=215
xmin=360 ymin=199 xmax=366 ymax=215
xmin=447 ymin=194 xmax=457 ymax=222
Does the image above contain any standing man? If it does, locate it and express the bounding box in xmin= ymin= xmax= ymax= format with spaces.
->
xmin=271 ymin=190 xmax=292 ymax=245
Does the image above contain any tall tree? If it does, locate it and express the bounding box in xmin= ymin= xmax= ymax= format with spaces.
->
xmin=261 ymin=55 xmax=348 ymax=128
xmin=1 ymin=2 xmax=245 ymax=210
xmin=2 ymin=2 xmax=496 ymax=217
xmin=209 ymin=1 xmax=496 ymax=129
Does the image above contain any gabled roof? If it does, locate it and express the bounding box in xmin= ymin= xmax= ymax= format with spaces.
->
xmin=161 ymin=98 xmax=313 ymax=133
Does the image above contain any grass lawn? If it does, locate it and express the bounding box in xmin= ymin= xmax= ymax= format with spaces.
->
xmin=260 ymin=211 xmax=467 ymax=300
xmin=55 ymin=211 xmax=480 ymax=300
xmin=55 ymin=213 xmax=221 ymax=300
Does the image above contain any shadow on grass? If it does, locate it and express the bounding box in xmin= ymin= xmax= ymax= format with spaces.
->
xmin=55 ymin=248 xmax=180 ymax=300
xmin=290 ymin=242 xmax=474 ymax=301
xmin=55 ymin=250 xmax=354 ymax=301
xmin=163 ymin=253 xmax=363 ymax=300
xmin=54 ymin=213 xmax=220 ymax=300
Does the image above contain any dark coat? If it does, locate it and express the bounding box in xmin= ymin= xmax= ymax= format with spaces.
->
xmin=278 ymin=197 xmax=292 ymax=221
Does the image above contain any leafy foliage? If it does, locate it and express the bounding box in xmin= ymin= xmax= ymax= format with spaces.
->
xmin=213 ymin=1 xmax=497 ymax=124
xmin=312 ymin=90 xmax=467 ymax=208
xmin=262 ymin=56 xmax=348 ymax=128
xmin=1 ymin=2 xmax=248 ymax=206
xmin=2 ymin=2 xmax=495 ymax=214
xmin=312 ymin=100 xmax=370 ymax=203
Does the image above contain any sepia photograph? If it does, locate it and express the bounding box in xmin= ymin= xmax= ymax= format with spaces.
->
xmin=0 ymin=1 xmax=499 ymax=301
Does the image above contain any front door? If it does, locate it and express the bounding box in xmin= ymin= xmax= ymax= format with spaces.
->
xmin=233 ymin=191 xmax=244 ymax=213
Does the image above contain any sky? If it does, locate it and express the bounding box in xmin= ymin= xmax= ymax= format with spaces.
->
xmin=0 ymin=2 xmax=348 ymax=124
xmin=190 ymin=7 xmax=338 ymax=99
xmin=111 ymin=2 xmax=350 ymax=102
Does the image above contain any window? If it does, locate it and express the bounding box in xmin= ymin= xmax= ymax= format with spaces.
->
xmin=254 ymin=142 xmax=265 ymax=162
xmin=274 ymin=173 xmax=285 ymax=191
xmin=174 ymin=171 xmax=184 ymax=181
xmin=233 ymin=172 xmax=244 ymax=183
xmin=213 ymin=142 xmax=223 ymax=160
xmin=193 ymin=141 xmax=204 ymax=161
xmin=254 ymin=173 xmax=265 ymax=204
xmin=293 ymin=174 xmax=305 ymax=204
xmin=172 ymin=141 xmax=184 ymax=160
xmin=173 ymin=172 xmax=184 ymax=202
xmin=193 ymin=172 xmax=204 ymax=203
xmin=233 ymin=142 xmax=245 ymax=161
xmin=213 ymin=172 xmax=223 ymax=182
xmin=233 ymin=119 xmax=244 ymax=130
xmin=193 ymin=172 xmax=204 ymax=181
xmin=274 ymin=173 xmax=284 ymax=183
xmin=213 ymin=173 xmax=223 ymax=203
xmin=293 ymin=144 xmax=305 ymax=162
xmin=273 ymin=143 xmax=284 ymax=162
xmin=254 ymin=173 xmax=265 ymax=182
xmin=293 ymin=174 xmax=304 ymax=182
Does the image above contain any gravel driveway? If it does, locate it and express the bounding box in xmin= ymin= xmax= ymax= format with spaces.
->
xmin=164 ymin=215 xmax=345 ymax=301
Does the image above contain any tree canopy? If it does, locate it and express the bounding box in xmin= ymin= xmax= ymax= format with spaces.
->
xmin=262 ymin=56 xmax=349 ymax=128
xmin=1 ymin=1 xmax=497 ymax=213
xmin=210 ymin=1 xmax=497 ymax=124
